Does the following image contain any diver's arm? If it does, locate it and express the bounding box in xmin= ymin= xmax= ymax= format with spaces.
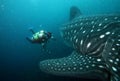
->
xmin=29 ymin=28 xmax=35 ymax=34
xmin=26 ymin=37 xmax=34 ymax=43
xmin=41 ymin=42 xmax=47 ymax=51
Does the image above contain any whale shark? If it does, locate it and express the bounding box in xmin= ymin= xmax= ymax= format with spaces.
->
xmin=39 ymin=6 xmax=120 ymax=81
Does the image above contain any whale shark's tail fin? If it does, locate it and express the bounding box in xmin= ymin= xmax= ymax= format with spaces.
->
xmin=69 ymin=6 xmax=82 ymax=21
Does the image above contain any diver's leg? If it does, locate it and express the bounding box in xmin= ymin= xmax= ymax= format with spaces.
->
xmin=42 ymin=42 xmax=51 ymax=54
xmin=41 ymin=43 xmax=51 ymax=54
xmin=26 ymin=37 xmax=34 ymax=43
xmin=41 ymin=43 xmax=47 ymax=50
xmin=29 ymin=28 xmax=35 ymax=34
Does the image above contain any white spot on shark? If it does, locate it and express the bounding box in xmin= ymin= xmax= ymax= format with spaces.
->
xmin=73 ymin=36 xmax=77 ymax=39
xmin=114 ymin=17 xmax=118 ymax=20
xmin=71 ymin=25 xmax=73 ymax=27
xmin=68 ymin=67 xmax=71 ymax=70
xmin=70 ymin=37 xmax=73 ymax=41
xmin=73 ymin=67 xmax=76 ymax=70
xmin=92 ymin=25 xmax=95 ymax=28
xmin=87 ymin=42 xmax=91 ymax=48
xmin=90 ymin=29 xmax=94 ymax=32
xmin=86 ymin=65 xmax=89 ymax=68
xmin=91 ymin=21 xmax=94 ymax=24
xmin=68 ymin=32 xmax=70 ymax=35
xmin=109 ymin=53 xmax=112 ymax=55
xmin=114 ymin=62 xmax=118 ymax=65
xmin=74 ymin=30 xmax=77 ymax=33
xmin=99 ymin=23 xmax=102 ymax=26
xmin=73 ymin=61 xmax=75 ymax=64
xmin=51 ymin=67 xmax=53 ymax=69
xmin=112 ymin=66 xmax=117 ymax=72
xmin=69 ymin=57 xmax=72 ymax=60
xmin=58 ymin=68 xmax=61 ymax=71
xmin=80 ymin=40 xmax=83 ymax=45
xmin=116 ymin=58 xmax=119 ymax=62
xmin=105 ymin=31 xmax=111 ymax=35
xmin=80 ymin=27 xmax=83 ymax=30
xmin=109 ymin=59 xmax=113 ymax=63
xmin=63 ymin=63 xmax=66 ymax=66
xmin=75 ymin=23 xmax=78 ymax=26
xmin=92 ymin=64 xmax=95 ymax=67
xmin=97 ymin=59 xmax=101 ymax=62
xmin=83 ymin=30 xmax=86 ymax=33
xmin=99 ymin=65 xmax=104 ymax=68
xmin=112 ymin=48 xmax=115 ymax=51
xmin=103 ymin=25 xmax=108 ymax=29
xmin=100 ymin=35 xmax=105 ymax=38
xmin=48 ymin=63 xmax=50 ymax=66
xmin=80 ymin=23 xmax=83 ymax=25
xmin=80 ymin=67 xmax=83 ymax=70
xmin=115 ymin=52 xmax=119 ymax=55
xmin=76 ymin=39 xmax=78 ymax=43
xmin=104 ymin=18 xmax=108 ymax=21
xmin=112 ymin=32 xmax=115 ymax=35
xmin=56 ymin=62 xmax=59 ymax=65
xmin=62 ymin=68 xmax=66 ymax=71
xmin=89 ymin=57 xmax=92 ymax=59
xmin=97 ymin=29 xmax=101 ymax=31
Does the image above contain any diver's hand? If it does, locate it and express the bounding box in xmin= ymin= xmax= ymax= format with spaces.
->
xmin=26 ymin=37 xmax=30 ymax=42
xmin=26 ymin=37 xmax=28 ymax=39
xmin=26 ymin=37 xmax=34 ymax=43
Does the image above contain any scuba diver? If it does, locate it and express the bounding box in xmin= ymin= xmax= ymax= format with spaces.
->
xmin=26 ymin=28 xmax=55 ymax=53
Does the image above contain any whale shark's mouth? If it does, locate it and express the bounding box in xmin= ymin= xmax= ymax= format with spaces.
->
xmin=40 ymin=51 xmax=105 ymax=77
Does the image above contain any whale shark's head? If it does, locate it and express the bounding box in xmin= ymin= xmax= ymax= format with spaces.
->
xmin=39 ymin=7 xmax=120 ymax=81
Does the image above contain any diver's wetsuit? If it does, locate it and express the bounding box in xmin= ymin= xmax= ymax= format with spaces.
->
xmin=26 ymin=30 xmax=52 ymax=50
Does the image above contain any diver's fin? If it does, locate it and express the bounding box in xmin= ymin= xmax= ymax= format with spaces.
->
xmin=69 ymin=6 xmax=82 ymax=21
xmin=41 ymin=43 xmax=51 ymax=54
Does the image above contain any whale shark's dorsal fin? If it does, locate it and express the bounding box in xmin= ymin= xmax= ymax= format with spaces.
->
xmin=69 ymin=6 xmax=82 ymax=21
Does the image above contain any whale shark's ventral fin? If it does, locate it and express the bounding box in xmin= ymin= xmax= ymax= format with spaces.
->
xmin=69 ymin=6 xmax=82 ymax=21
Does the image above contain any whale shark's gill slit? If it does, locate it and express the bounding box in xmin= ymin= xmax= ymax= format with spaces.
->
xmin=88 ymin=44 xmax=105 ymax=57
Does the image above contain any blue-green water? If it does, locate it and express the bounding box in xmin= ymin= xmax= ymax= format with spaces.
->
xmin=0 ymin=0 xmax=120 ymax=81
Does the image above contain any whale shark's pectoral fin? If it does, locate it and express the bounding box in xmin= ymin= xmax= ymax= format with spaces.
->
xmin=69 ymin=6 xmax=82 ymax=21
xmin=40 ymin=51 xmax=109 ymax=80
